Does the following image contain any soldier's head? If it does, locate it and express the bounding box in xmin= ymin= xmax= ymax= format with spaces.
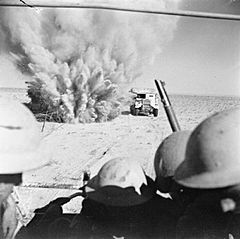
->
xmin=0 ymin=97 xmax=50 ymax=204
xmin=175 ymin=107 xmax=240 ymax=189
xmin=154 ymin=130 xmax=191 ymax=194
xmin=85 ymin=157 xmax=156 ymax=207
xmin=174 ymin=108 xmax=240 ymax=210
xmin=0 ymin=97 xmax=51 ymax=238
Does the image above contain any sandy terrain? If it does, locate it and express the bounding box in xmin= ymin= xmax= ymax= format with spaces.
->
xmin=16 ymin=112 xmax=171 ymax=223
xmin=1 ymin=89 xmax=240 ymax=225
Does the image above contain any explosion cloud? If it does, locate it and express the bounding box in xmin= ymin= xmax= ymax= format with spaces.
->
xmin=0 ymin=5 xmax=178 ymax=123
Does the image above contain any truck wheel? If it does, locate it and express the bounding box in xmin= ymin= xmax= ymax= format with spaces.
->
xmin=153 ymin=109 xmax=158 ymax=117
xmin=130 ymin=106 xmax=135 ymax=115
xmin=135 ymin=109 xmax=140 ymax=116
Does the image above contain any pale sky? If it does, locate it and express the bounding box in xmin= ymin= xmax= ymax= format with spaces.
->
xmin=0 ymin=0 xmax=240 ymax=96
xmin=133 ymin=0 xmax=240 ymax=96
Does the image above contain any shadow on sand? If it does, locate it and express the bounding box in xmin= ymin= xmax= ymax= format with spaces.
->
xmin=121 ymin=110 xmax=131 ymax=115
xmin=16 ymin=184 xmax=179 ymax=239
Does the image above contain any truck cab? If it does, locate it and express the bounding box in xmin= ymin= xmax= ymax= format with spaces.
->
xmin=129 ymin=88 xmax=159 ymax=117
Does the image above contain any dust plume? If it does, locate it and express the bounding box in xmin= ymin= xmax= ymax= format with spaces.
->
xmin=0 ymin=5 xmax=178 ymax=123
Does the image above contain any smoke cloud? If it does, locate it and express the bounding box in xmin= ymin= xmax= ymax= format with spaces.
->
xmin=0 ymin=5 xmax=178 ymax=123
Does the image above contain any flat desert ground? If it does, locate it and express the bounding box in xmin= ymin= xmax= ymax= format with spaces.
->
xmin=1 ymin=88 xmax=240 ymax=225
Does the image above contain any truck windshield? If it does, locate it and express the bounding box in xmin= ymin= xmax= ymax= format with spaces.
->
xmin=137 ymin=94 xmax=146 ymax=99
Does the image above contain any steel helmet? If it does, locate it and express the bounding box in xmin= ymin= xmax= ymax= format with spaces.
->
xmin=175 ymin=108 xmax=240 ymax=189
xmin=0 ymin=97 xmax=50 ymax=174
xmin=154 ymin=130 xmax=191 ymax=192
xmin=85 ymin=157 xmax=156 ymax=206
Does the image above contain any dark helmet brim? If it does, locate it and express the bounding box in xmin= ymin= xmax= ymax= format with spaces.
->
xmin=85 ymin=175 xmax=156 ymax=206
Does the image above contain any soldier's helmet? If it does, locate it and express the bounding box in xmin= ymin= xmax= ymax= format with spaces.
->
xmin=0 ymin=97 xmax=50 ymax=174
xmin=154 ymin=130 xmax=191 ymax=193
xmin=85 ymin=157 xmax=156 ymax=206
xmin=175 ymin=108 xmax=240 ymax=189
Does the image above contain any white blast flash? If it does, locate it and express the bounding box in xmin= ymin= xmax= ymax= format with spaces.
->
xmin=0 ymin=7 xmax=177 ymax=123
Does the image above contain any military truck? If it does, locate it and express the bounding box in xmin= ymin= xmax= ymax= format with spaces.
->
xmin=129 ymin=88 xmax=159 ymax=117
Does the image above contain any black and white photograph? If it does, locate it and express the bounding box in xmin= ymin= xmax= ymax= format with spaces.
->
xmin=0 ymin=0 xmax=240 ymax=238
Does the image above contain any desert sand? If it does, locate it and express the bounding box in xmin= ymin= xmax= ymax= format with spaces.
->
xmin=1 ymin=89 xmax=240 ymax=225
xmin=16 ymin=110 xmax=172 ymax=224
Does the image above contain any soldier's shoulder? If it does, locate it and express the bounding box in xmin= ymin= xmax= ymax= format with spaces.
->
xmin=151 ymin=194 xmax=182 ymax=216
